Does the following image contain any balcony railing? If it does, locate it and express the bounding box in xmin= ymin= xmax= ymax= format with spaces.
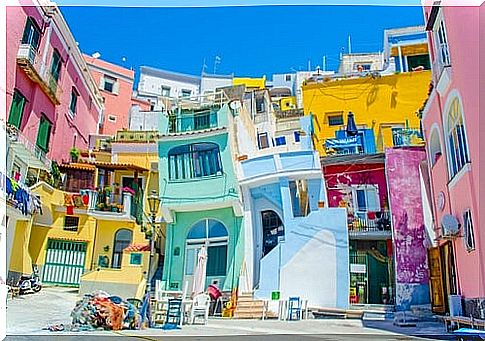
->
xmin=392 ymin=127 xmax=424 ymax=147
xmin=348 ymin=210 xmax=392 ymax=233
xmin=274 ymin=108 xmax=304 ymax=119
xmin=16 ymin=44 xmax=62 ymax=104
xmin=168 ymin=110 xmax=218 ymax=133
xmin=6 ymin=123 xmax=51 ymax=170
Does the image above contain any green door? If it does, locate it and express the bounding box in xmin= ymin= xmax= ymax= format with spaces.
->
xmin=42 ymin=239 xmax=87 ymax=286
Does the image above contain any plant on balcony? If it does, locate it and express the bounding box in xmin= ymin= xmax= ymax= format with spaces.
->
xmin=70 ymin=147 xmax=80 ymax=162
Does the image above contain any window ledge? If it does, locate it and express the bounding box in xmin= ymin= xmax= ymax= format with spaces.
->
xmin=447 ymin=162 xmax=471 ymax=190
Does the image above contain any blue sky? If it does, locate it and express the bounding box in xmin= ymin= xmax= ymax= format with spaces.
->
xmin=61 ymin=5 xmax=425 ymax=80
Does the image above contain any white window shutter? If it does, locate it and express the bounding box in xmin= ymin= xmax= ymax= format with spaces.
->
xmin=99 ymin=75 xmax=105 ymax=90
xmin=366 ymin=186 xmax=380 ymax=212
xmin=113 ymin=80 xmax=120 ymax=95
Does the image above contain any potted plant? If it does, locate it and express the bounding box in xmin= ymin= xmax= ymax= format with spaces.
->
xmin=70 ymin=147 xmax=80 ymax=162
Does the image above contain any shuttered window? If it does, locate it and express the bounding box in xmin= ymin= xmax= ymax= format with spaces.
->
xmin=69 ymin=88 xmax=79 ymax=116
xmin=207 ymin=245 xmax=227 ymax=276
xmin=50 ymin=49 xmax=62 ymax=82
xmin=8 ymin=90 xmax=27 ymax=128
xmin=21 ymin=17 xmax=41 ymax=50
xmin=36 ymin=116 xmax=52 ymax=152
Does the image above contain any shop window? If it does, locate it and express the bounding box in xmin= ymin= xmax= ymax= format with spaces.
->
xmin=64 ymin=216 xmax=79 ymax=232
xmin=463 ymin=210 xmax=475 ymax=252
xmin=8 ymin=89 xmax=27 ymax=129
xmin=112 ymin=229 xmax=132 ymax=268
xmin=168 ymin=143 xmax=223 ymax=180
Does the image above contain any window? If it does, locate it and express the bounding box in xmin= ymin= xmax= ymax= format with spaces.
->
xmin=185 ymin=219 xmax=228 ymax=277
xmin=168 ymin=143 xmax=223 ymax=180
xmin=392 ymin=127 xmax=404 ymax=146
xmin=21 ymin=17 xmax=41 ymax=50
xmin=275 ymin=136 xmax=286 ymax=146
xmin=285 ymin=74 xmax=292 ymax=82
xmin=294 ymin=131 xmax=301 ymax=143
xmin=262 ymin=210 xmax=284 ymax=256
xmin=436 ymin=19 xmax=451 ymax=67
xmin=103 ymin=75 xmax=117 ymax=93
xmin=64 ymin=216 xmax=79 ymax=231
xmin=35 ymin=115 xmax=52 ymax=152
xmin=353 ymin=185 xmax=380 ymax=215
xmin=181 ymin=89 xmax=191 ymax=98
xmin=8 ymin=89 xmax=27 ymax=128
xmin=463 ymin=210 xmax=475 ymax=252
xmin=49 ymin=49 xmax=62 ymax=83
xmin=256 ymin=96 xmax=265 ymax=113
xmin=258 ymin=132 xmax=270 ymax=149
xmin=407 ymin=54 xmax=431 ymax=71
xmin=428 ymin=129 xmax=442 ymax=166
xmin=69 ymin=88 xmax=79 ymax=116
xmin=446 ymin=97 xmax=470 ymax=179
xmin=112 ymin=229 xmax=133 ymax=268
xmin=327 ymin=113 xmax=344 ymax=126
xmin=194 ymin=111 xmax=210 ymax=130
xmin=161 ymin=86 xmax=171 ymax=97
xmin=130 ymin=253 xmax=142 ymax=265
xmin=108 ymin=115 xmax=117 ymax=123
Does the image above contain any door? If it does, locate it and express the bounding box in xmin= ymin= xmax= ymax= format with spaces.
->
xmin=184 ymin=244 xmax=203 ymax=294
xmin=42 ymin=239 xmax=87 ymax=286
xmin=428 ymin=247 xmax=446 ymax=313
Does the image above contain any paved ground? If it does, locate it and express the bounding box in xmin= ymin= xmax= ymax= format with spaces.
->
xmin=6 ymin=287 xmax=453 ymax=340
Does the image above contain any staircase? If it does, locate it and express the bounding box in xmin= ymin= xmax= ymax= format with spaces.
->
xmin=233 ymin=293 xmax=273 ymax=319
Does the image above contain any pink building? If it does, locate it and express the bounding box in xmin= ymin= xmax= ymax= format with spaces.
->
xmin=6 ymin=1 xmax=103 ymax=173
xmin=421 ymin=3 xmax=483 ymax=317
xmin=83 ymin=55 xmax=149 ymax=136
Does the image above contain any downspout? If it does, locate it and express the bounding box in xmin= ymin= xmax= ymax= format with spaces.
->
xmin=90 ymin=219 xmax=98 ymax=271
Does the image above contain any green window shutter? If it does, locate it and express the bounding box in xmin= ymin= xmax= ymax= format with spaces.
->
xmin=207 ymin=245 xmax=227 ymax=276
xmin=8 ymin=90 xmax=26 ymax=128
xmin=50 ymin=50 xmax=61 ymax=82
xmin=36 ymin=117 xmax=52 ymax=152
xmin=69 ymin=90 xmax=78 ymax=114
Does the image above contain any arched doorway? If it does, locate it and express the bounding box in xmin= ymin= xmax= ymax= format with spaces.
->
xmin=184 ymin=219 xmax=228 ymax=291
xmin=112 ymin=229 xmax=133 ymax=268
xmin=261 ymin=210 xmax=284 ymax=256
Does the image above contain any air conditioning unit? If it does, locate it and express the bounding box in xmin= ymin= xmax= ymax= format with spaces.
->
xmin=150 ymin=162 xmax=159 ymax=172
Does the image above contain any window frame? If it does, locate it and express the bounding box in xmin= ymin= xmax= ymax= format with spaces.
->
xmin=462 ymin=209 xmax=475 ymax=252
xmin=275 ymin=136 xmax=287 ymax=146
xmin=21 ymin=17 xmax=41 ymax=51
xmin=112 ymin=228 xmax=133 ymax=269
xmin=257 ymin=132 xmax=270 ymax=149
xmin=168 ymin=143 xmax=223 ymax=181
xmin=102 ymin=75 xmax=117 ymax=93
xmin=49 ymin=49 xmax=62 ymax=83
xmin=63 ymin=216 xmax=80 ymax=232
xmin=69 ymin=87 xmax=79 ymax=117
xmin=8 ymin=89 xmax=27 ymax=129
xmin=161 ymin=86 xmax=171 ymax=97
xmin=352 ymin=184 xmax=380 ymax=215
xmin=326 ymin=112 xmax=344 ymax=126
xmin=181 ymin=89 xmax=192 ymax=98
xmin=35 ymin=115 xmax=52 ymax=153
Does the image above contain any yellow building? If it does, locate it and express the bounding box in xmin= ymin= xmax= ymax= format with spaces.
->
xmin=8 ymin=131 xmax=161 ymax=299
xmin=233 ymin=75 xmax=266 ymax=90
xmin=278 ymin=96 xmax=297 ymax=111
xmin=302 ymin=70 xmax=432 ymax=155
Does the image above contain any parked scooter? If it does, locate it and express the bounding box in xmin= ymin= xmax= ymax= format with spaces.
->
xmin=18 ymin=266 xmax=42 ymax=294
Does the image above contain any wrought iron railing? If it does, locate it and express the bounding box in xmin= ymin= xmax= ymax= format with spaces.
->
xmin=168 ymin=110 xmax=218 ymax=133
xmin=6 ymin=123 xmax=51 ymax=169
xmin=348 ymin=210 xmax=392 ymax=233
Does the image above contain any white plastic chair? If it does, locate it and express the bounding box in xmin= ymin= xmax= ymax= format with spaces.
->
xmin=190 ymin=293 xmax=211 ymax=325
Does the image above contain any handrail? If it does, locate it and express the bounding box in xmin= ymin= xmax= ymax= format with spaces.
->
xmin=6 ymin=123 xmax=51 ymax=169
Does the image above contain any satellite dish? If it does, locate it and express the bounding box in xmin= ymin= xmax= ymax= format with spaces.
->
xmin=441 ymin=214 xmax=460 ymax=237
xmin=229 ymin=100 xmax=241 ymax=111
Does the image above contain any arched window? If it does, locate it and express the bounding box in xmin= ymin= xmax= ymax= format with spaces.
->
xmin=168 ymin=143 xmax=223 ymax=180
xmin=446 ymin=96 xmax=470 ymax=178
xmin=428 ymin=128 xmax=442 ymax=167
xmin=261 ymin=210 xmax=284 ymax=256
xmin=112 ymin=229 xmax=133 ymax=268
xmin=185 ymin=219 xmax=228 ymax=277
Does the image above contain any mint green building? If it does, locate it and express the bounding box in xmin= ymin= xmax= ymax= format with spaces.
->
xmin=158 ymin=101 xmax=245 ymax=292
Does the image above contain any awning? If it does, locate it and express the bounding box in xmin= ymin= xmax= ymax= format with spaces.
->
xmin=58 ymin=163 xmax=96 ymax=172
xmin=89 ymin=161 xmax=149 ymax=172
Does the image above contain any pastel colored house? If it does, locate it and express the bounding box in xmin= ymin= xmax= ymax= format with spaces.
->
xmin=158 ymin=96 xmax=244 ymax=293
xmin=6 ymin=2 xmax=103 ymax=166
xmin=83 ymin=54 xmax=149 ymax=135
xmin=421 ymin=3 xmax=482 ymax=318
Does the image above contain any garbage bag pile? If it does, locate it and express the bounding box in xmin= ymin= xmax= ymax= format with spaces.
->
xmin=71 ymin=291 xmax=142 ymax=331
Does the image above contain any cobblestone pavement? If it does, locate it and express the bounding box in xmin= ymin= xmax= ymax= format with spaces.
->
xmin=6 ymin=287 xmax=452 ymax=340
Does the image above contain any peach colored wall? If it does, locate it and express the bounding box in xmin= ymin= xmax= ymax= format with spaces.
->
xmin=6 ymin=6 xmax=100 ymax=163
xmin=84 ymin=55 xmax=135 ymax=136
xmin=422 ymin=5 xmax=483 ymax=298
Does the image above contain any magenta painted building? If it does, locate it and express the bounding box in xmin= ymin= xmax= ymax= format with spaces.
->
xmin=386 ymin=147 xmax=430 ymax=311
xmin=421 ymin=3 xmax=483 ymax=317
xmin=6 ymin=1 xmax=103 ymax=171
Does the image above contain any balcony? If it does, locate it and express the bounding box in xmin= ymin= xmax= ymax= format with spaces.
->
xmin=80 ymin=189 xmax=143 ymax=223
xmin=115 ymin=131 xmax=158 ymax=143
xmin=6 ymin=123 xmax=51 ymax=171
xmin=392 ymin=127 xmax=424 ymax=147
xmin=16 ymin=44 xmax=62 ymax=105
xmin=168 ymin=109 xmax=218 ymax=134
xmin=348 ymin=210 xmax=392 ymax=239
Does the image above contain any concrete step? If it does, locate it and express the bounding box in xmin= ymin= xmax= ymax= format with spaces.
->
xmin=362 ymin=311 xmax=395 ymax=321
